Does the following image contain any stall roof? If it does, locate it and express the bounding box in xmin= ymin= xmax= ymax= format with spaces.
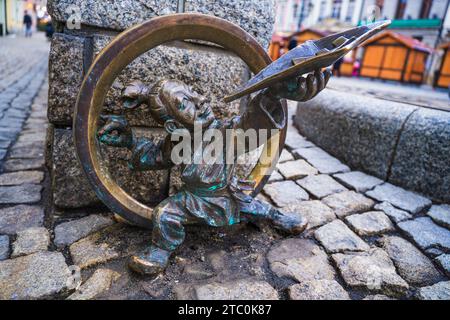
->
xmin=290 ymin=28 xmax=333 ymax=38
xmin=362 ymin=31 xmax=433 ymax=54
xmin=271 ymin=32 xmax=291 ymax=43
xmin=439 ymin=42 xmax=450 ymax=50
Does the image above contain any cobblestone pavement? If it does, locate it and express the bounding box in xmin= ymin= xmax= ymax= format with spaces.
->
xmin=1 ymin=36 xmax=450 ymax=300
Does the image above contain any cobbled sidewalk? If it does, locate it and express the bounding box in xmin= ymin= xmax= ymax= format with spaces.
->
xmin=0 ymin=36 xmax=449 ymax=300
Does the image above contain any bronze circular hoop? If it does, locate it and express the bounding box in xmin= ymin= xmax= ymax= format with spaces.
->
xmin=74 ymin=13 xmax=287 ymax=228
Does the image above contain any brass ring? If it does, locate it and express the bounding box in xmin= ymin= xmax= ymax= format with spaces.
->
xmin=74 ymin=13 xmax=287 ymax=228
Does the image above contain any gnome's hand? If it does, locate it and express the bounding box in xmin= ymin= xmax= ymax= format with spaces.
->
xmin=97 ymin=115 xmax=134 ymax=149
xmin=267 ymin=69 xmax=331 ymax=102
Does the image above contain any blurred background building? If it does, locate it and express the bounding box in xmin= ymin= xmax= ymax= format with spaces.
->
xmin=0 ymin=0 xmax=48 ymax=36
xmin=272 ymin=0 xmax=450 ymax=87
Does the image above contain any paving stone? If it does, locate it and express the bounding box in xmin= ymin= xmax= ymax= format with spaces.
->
xmin=332 ymin=248 xmax=409 ymax=296
xmin=366 ymin=183 xmax=431 ymax=214
xmin=256 ymin=192 xmax=271 ymax=204
xmin=314 ymin=220 xmax=370 ymax=253
xmin=435 ymin=254 xmax=450 ymax=277
xmin=288 ymin=280 xmax=350 ymax=300
xmin=297 ymin=174 xmax=347 ymax=199
xmin=0 ymin=205 xmax=44 ymax=235
xmin=0 ymin=251 xmax=70 ymax=299
xmin=363 ymin=295 xmax=395 ymax=300
xmin=268 ymin=170 xmax=284 ymax=183
xmin=322 ymin=191 xmax=375 ymax=218
xmin=293 ymin=147 xmax=350 ymax=174
xmin=69 ymin=225 xmax=151 ymax=269
xmin=54 ymin=214 xmax=115 ymax=248
xmin=381 ymin=236 xmax=443 ymax=286
xmin=0 ymin=140 xmax=11 ymax=149
xmin=0 ymin=171 xmax=44 ymax=186
xmin=345 ymin=211 xmax=394 ymax=236
xmin=305 ymin=157 xmax=351 ymax=175
xmin=267 ymin=238 xmax=336 ymax=282
xmin=2 ymin=158 xmax=45 ymax=172
xmin=0 ymin=184 xmax=42 ymax=204
xmin=427 ymin=205 xmax=450 ymax=229
xmin=0 ymin=149 xmax=6 ymax=161
xmin=15 ymin=133 xmax=46 ymax=144
xmin=416 ymin=281 xmax=450 ymax=300
xmin=9 ymin=146 xmax=45 ymax=159
xmin=193 ymin=279 xmax=279 ymax=300
xmin=283 ymin=200 xmax=336 ymax=230
xmin=277 ymin=160 xmax=318 ymax=180
xmin=278 ymin=149 xmax=294 ymax=163
xmin=285 ymin=133 xmax=315 ymax=149
xmin=0 ymin=235 xmax=9 ymax=261
xmin=11 ymin=227 xmax=50 ymax=258
xmin=263 ymin=181 xmax=309 ymax=207
xmin=398 ymin=217 xmax=450 ymax=257
xmin=293 ymin=147 xmax=331 ymax=161
xmin=67 ymin=268 xmax=121 ymax=300
xmin=374 ymin=202 xmax=412 ymax=224
xmin=334 ymin=171 xmax=384 ymax=193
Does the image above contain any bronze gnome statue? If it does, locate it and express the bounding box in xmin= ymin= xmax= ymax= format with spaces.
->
xmin=97 ymin=70 xmax=331 ymax=275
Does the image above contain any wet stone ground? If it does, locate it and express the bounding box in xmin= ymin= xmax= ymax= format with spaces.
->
xmin=0 ymin=35 xmax=449 ymax=300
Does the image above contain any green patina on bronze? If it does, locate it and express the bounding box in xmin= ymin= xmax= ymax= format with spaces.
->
xmin=75 ymin=14 xmax=386 ymax=276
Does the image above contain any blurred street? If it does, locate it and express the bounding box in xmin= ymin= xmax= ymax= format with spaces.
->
xmin=0 ymin=33 xmax=49 ymax=163
xmin=329 ymin=76 xmax=449 ymax=111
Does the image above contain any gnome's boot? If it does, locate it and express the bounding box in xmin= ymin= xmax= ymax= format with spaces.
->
xmin=269 ymin=208 xmax=308 ymax=235
xmin=128 ymin=245 xmax=171 ymax=276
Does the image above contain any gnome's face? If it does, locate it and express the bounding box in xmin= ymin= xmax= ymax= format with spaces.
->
xmin=162 ymin=80 xmax=216 ymax=129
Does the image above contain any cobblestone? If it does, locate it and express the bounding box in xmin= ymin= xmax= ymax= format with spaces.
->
xmin=67 ymin=268 xmax=121 ymax=300
xmin=427 ymin=205 xmax=450 ymax=230
xmin=322 ymin=191 xmax=375 ymax=218
xmin=283 ymin=200 xmax=336 ymax=230
xmin=12 ymin=227 xmax=50 ymax=258
xmin=0 ymin=184 xmax=42 ymax=204
xmin=0 ymin=204 xmax=44 ymax=236
xmin=278 ymin=149 xmax=294 ymax=163
xmin=0 ymin=235 xmax=10 ymax=261
xmin=268 ymin=170 xmax=284 ymax=183
xmin=334 ymin=171 xmax=383 ymax=193
xmin=288 ymin=280 xmax=350 ymax=300
xmin=0 ymin=171 xmax=44 ymax=186
xmin=54 ymin=214 xmax=115 ymax=248
xmin=297 ymin=174 xmax=347 ymax=199
xmin=345 ymin=211 xmax=394 ymax=236
xmin=263 ymin=181 xmax=309 ymax=207
xmin=398 ymin=218 xmax=450 ymax=257
xmin=267 ymin=238 xmax=336 ymax=282
xmin=193 ymin=280 xmax=279 ymax=300
xmin=0 ymin=251 xmax=70 ymax=300
xmin=416 ymin=281 xmax=450 ymax=300
xmin=277 ymin=159 xmax=317 ymax=180
xmin=314 ymin=220 xmax=370 ymax=253
xmin=332 ymin=249 xmax=409 ymax=296
xmin=366 ymin=183 xmax=432 ymax=214
xmin=374 ymin=202 xmax=412 ymax=224
xmin=381 ymin=236 xmax=443 ymax=286
xmin=435 ymin=255 xmax=450 ymax=277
